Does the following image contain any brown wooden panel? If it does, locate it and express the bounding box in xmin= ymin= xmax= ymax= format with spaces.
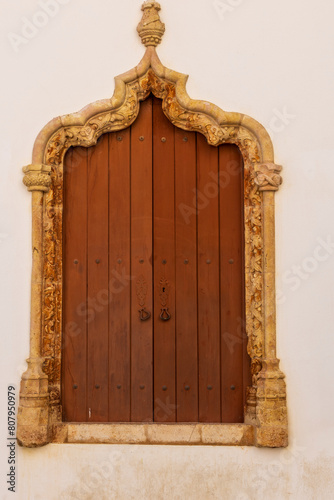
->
xmin=87 ymin=134 xmax=109 ymax=422
xmin=130 ymin=97 xmax=153 ymax=422
xmin=62 ymin=98 xmax=249 ymax=425
xmin=219 ymin=144 xmax=245 ymax=422
xmin=175 ymin=128 xmax=198 ymax=422
xmin=153 ymin=97 xmax=176 ymax=422
xmin=108 ymin=130 xmax=131 ymax=421
xmin=197 ymin=134 xmax=221 ymax=423
xmin=62 ymin=147 xmax=88 ymax=422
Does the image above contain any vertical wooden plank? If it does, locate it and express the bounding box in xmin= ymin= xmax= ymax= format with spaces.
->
xmin=219 ymin=144 xmax=245 ymax=423
xmin=108 ymin=129 xmax=131 ymax=421
xmin=153 ymin=97 xmax=176 ymax=422
xmin=197 ymin=134 xmax=221 ymax=423
xmin=130 ymin=97 xmax=153 ymax=422
xmin=175 ymin=128 xmax=198 ymax=422
xmin=62 ymin=147 xmax=88 ymax=422
xmin=87 ymin=134 xmax=109 ymax=422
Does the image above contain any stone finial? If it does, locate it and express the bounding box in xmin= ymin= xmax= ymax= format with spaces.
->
xmin=137 ymin=1 xmax=165 ymax=47
xmin=23 ymin=164 xmax=52 ymax=192
xmin=254 ymin=163 xmax=283 ymax=191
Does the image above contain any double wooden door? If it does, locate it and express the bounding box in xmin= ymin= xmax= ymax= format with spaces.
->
xmin=62 ymin=95 xmax=249 ymax=423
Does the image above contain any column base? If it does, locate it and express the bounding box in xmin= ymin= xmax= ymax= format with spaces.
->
xmin=17 ymin=358 xmax=50 ymax=448
xmin=255 ymin=358 xmax=288 ymax=448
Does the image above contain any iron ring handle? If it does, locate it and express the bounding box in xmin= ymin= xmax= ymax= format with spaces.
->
xmin=160 ymin=308 xmax=171 ymax=322
xmin=139 ymin=308 xmax=151 ymax=321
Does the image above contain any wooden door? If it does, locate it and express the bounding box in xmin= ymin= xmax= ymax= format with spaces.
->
xmin=62 ymin=95 xmax=250 ymax=423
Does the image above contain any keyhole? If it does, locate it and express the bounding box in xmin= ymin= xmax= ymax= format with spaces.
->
xmin=162 ymin=287 xmax=166 ymax=292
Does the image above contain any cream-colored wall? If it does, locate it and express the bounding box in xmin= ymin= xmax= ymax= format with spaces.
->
xmin=1 ymin=0 xmax=334 ymax=498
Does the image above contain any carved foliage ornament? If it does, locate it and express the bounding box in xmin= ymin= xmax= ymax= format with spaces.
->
xmin=22 ymin=164 xmax=52 ymax=192
xmin=254 ymin=163 xmax=283 ymax=191
xmin=18 ymin=0 xmax=287 ymax=448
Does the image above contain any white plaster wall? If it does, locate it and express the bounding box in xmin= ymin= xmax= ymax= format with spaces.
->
xmin=1 ymin=0 xmax=334 ymax=498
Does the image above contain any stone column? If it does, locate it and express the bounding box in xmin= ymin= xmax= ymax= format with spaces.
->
xmin=254 ymin=163 xmax=288 ymax=447
xmin=17 ymin=164 xmax=52 ymax=447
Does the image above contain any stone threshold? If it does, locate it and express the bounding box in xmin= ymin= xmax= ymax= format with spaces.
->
xmin=52 ymin=423 xmax=255 ymax=446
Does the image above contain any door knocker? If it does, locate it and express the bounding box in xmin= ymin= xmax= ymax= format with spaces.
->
xmin=139 ymin=308 xmax=151 ymax=321
xmin=160 ymin=307 xmax=171 ymax=321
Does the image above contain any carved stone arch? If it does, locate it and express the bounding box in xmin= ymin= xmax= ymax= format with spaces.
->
xmin=18 ymin=1 xmax=287 ymax=448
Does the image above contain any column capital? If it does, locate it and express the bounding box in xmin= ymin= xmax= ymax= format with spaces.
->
xmin=254 ymin=162 xmax=283 ymax=191
xmin=23 ymin=164 xmax=52 ymax=193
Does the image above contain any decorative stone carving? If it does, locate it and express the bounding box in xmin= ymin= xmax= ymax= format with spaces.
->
xmin=18 ymin=163 xmax=51 ymax=446
xmin=255 ymin=359 xmax=288 ymax=447
xmin=254 ymin=162 xmax=283 ymax=191
xmin=137 ymin=1 xmax=165 ymax=47
xmin=41 ymin=64 xmax=266 ymax=397
xmin=22 ymin=164 xmax=52 ymax=192
xmin=17 ymin=357 xmax=49 ymax=448
xmin=18 ymin=1 xmax=287 ymax=448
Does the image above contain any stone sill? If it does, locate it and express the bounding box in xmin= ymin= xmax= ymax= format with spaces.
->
xmin=52 ymin=423 xmax=255 ymax=446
